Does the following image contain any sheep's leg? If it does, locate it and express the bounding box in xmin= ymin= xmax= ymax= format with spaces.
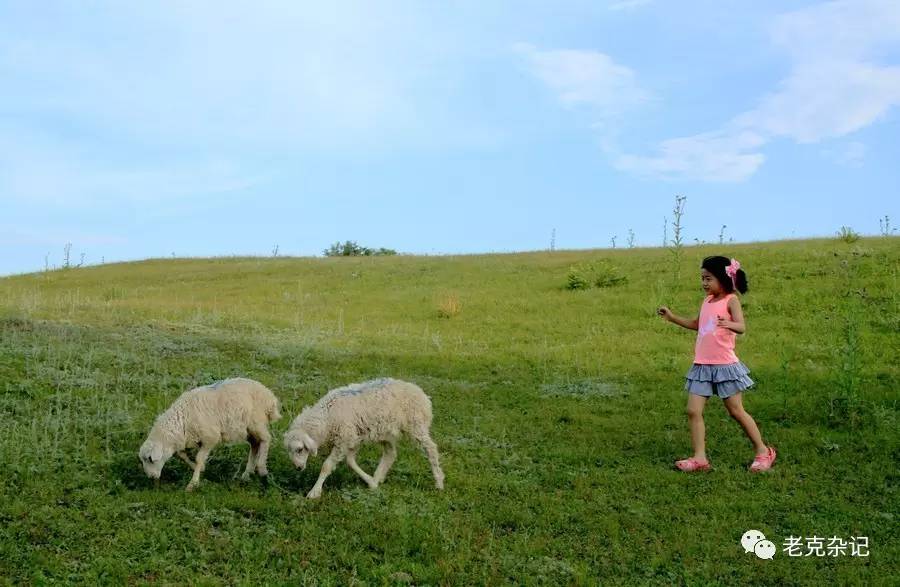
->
xmin=372 ymin=441 xmax=397 ymax=486
xmin=307 ymin=447 xmax=344 ymax=499
xmin=186 ymin=445 xmax=212 ymax=492
xmin=346 ymin=447 xmax=378 ymax=489
xmin=177 ymin=451 xmax=196 ymax=471
xmin=414 ymin=430 xmax=445 ymax=490
xmin=241 ymin=439 xmax=259 ymax=481
xmin=255 ymin=436 xmax=271 ymax=478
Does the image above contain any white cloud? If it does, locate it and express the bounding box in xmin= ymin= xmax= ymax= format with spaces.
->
xmin=609 ymin=130 xmax=766 ymax=182
xmin=606 ymin=0 xmax=900 ymax=181
xmin=514 ymin=43 xmax=651 ymax=124
xmin=736 ymin=61 xmax=900 ymax=144
xmin=770 ymin=0 xmax=900 ymax=63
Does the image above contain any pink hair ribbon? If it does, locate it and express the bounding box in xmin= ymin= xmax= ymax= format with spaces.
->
xmin=725 ymin=258 xmax=741 ymax=289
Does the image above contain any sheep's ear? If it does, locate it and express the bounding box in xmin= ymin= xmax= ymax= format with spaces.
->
xmin=150 ymin=445 xmax=164 ymax=463
xmin=301 ymin=433 xmax=318 ymax=456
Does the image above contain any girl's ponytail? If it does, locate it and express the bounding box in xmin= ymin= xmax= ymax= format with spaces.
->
xmin=733 ymin=268 xmax=748 ymax=294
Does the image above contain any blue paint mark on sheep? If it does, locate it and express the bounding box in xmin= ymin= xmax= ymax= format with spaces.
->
xmin=336 ymin=378 xmax=394 ymax=396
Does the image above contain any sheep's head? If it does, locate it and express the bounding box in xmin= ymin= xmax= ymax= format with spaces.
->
xmin=284 ymin=428 xmax=318 ymax=470
xmin=138 ymin=439 xmax=173 ymax=479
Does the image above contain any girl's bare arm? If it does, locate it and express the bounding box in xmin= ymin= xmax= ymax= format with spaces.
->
xmin=717 ymin=296 xmax=746 ymax=334
xmin=657 ymin=307 xmax=699 ymax=330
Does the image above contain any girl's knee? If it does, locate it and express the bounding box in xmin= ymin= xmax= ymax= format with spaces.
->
xmin=725 ymin=403 xmax=745 ymax=419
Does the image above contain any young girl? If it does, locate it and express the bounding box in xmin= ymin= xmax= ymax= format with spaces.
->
xmin=657 ymin=256 xmax=776 ymax=472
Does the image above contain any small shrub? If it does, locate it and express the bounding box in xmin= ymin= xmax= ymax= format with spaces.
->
xmin=595 ymin=273 xmax=627 ymax=289
xmin=566 ymin=265 xmax=591 ymax=290
xmin=323 ymin=240 xmax=397 ymax=256
xmin=836 ymin=226 xmax=860 ymax=243
xmin=566 ymin=261 xmax=627 ymax=290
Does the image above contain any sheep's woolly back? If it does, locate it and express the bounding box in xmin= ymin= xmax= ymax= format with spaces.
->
xmin=286 ymin=378 xmax=432 ymax=449
xmin=149 ymin=378 xmax=281 ymax=452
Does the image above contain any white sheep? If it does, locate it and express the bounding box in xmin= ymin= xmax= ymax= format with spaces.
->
xmin=283 ymin=378 xmax=445 ymax=499
xmin=139 ymin=377 xmax=281 ymax=491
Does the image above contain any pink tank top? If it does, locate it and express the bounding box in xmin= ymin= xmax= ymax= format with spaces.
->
xmin=694 ymin=294 xmax=739 ymax=364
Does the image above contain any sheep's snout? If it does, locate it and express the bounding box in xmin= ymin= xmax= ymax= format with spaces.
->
xmin=139 ymin=440 xmax=169 ymax=480
xmin=141 ymin=459 xmax=164 ymax=480
xmin=285 ymin=434 xmax=312 ymax=469
xmin=291 ymin=450 xmax=309 ymax=470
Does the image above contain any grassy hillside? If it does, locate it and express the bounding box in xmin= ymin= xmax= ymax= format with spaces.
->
xmin=0 ymin=238 xmax=897 ymax=584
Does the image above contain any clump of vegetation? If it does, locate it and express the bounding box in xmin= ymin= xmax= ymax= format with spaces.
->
xmin=566 ymin=260 xmax=627 ymax=290
xmin=594 ymin=261 xmax=628 ymax=288
xmin=323 ymin=240 xmax=397 ymax=257
xmin=436 ymin=293 xmax=461 ymax=318
xmin=566 ymin=265 xmax=591 ymax=290
xmin=836 ymin=226 xmax=860 ymax=243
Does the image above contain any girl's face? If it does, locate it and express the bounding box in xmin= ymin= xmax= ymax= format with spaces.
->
xmin=700 ymin=268 xmax=723 ymax=295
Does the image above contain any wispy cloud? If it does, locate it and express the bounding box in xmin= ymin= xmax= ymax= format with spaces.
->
xmin=610 ymin=0 xmax=900 ymax=181
xmin=608 ymin=130 xmax=766 ymax=182
xmin=514 ymin=43 xmax=651 ymax=126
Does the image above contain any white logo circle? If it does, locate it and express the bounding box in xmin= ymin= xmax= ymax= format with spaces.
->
xmin=754 ymin=540 xmax=777 ymax=560
xmin=741 ymin=529 xmax=766 ymax=554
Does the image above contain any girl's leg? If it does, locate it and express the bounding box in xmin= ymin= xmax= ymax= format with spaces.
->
xmin=686 ymin=393 xmax=709 ymax=461
xmin=723 ymin=393 xmax=768 ymax=455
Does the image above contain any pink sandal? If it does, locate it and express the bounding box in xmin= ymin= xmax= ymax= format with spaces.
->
xmin=750 ymin=447 xmax=777 ymax=472
xmin=675 ymin=457 xmax=711 ymax=472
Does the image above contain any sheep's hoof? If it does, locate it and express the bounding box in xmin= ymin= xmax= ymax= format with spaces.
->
xmin=367 ymin=481 xmax=379 ymax=490
xmin=186 ymin=483 xmax=198 ymax=492
xmin=240 ymin=472 xmax=251 ymax=482
xmin=306 ymin=489 xmax=322 ymax=499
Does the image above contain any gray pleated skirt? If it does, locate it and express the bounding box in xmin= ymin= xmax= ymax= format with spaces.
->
xmin=685 ymin=361 xmax=754 ymax=399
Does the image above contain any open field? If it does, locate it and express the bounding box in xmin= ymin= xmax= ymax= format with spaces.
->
xmin=0 ymin=238 xmax=898 ymax=584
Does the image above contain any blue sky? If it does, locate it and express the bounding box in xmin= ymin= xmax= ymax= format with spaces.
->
xmin=1 ymin=0 xmax=898 ymax=275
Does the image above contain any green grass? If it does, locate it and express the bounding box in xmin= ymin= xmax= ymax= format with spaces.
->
xmin=0 ymin=238 xmax=898 ymax=585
